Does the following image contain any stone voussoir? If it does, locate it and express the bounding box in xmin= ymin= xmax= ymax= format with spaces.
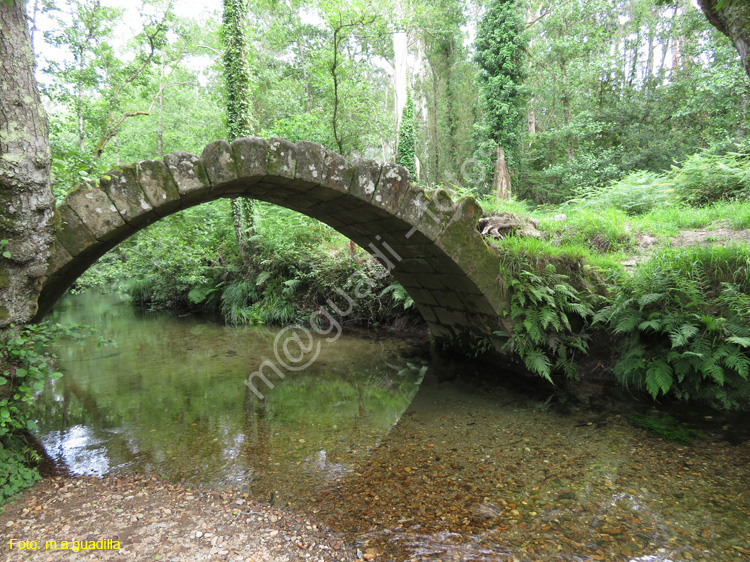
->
xmin=200 ymin=140 xmax=238 ymax=187
xmin=65 ymin=183 xmax=126 ymax=241
xmin=348 ymin=157 xmax=381 ymax=203
xmin=54 ymin=205 xmax=98 ymax=257
xmin=164 ymin=151 xmax=211 ymax=202
xmin=231 ymin=137 xmax=269 ymax=180
xmin=136 ymin=159 xmax=181 ymax=216
xmin=266 ymin=137 xmax=297 ymax=184
xmin=100 ymin=164 xmax=154 ymax=227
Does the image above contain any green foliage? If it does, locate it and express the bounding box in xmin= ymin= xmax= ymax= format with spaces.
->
xmin=0 ymin=322 xmax=113 ymax=508
xmin=474 ymin=0 xmax=527 ymax=152
xmin=493 ymin=238 xmax=605 ymax=381
xmin=0 ymin=440 xmax=41 ymax=510
xmin=517 ymin=0 xmax=750 ymax=204
xmin=572 ymin=170 xmax=678 ymax=216
xmin=672 ymin=145 xmax=750 ymax=206
xmin=380 ymin=283 xmax=415 ymax=312
xmin=0 ymin=239 xmax=10 ymax=260
xmin=538 ymin=208 xmax=635 ymax=254
xmin=396 ymin=89 xmax=416 ymax=178
xmin=628 ymin=413 xmax=701 ymax=444
xmin=221 ymin=0 xmax=254 ymax=140
xmin=595 ymin=247 xmax=750 ymax=409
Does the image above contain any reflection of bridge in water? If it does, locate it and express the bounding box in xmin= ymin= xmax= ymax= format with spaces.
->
xmin=37 ymin=137 xmax=511 ymax=351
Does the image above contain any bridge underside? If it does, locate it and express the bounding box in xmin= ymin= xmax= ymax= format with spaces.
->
xmin=36 ymin=137 xmax=511 ymax=352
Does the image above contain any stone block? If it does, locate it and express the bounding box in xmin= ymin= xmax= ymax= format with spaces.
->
xmin=101 ymin=165 xmax=153 ymax=227
xmin=371 ymin=163 xmax=409 ymax=214
xmin=428 ymin=323 xmax=455 ymax=340
xmin=201 ymin=140 xmax=238 ymax=185
xmin=66 ymin=184 xmax=125 ymax=241
xmin=441 ymin=274 xmax=484 ymax=295
xmin=432 ymin=289 xmax=464 ymax=309
xmin=232 ymin=137 xmax=268 ymax=178
xmin=396 ymin=184 xmax=431 ymax=225
xmin=164 ymin=151 xmax=211 ymax=202
xmin=414 ymin=303 xmax=438 ymax=323
xmin=348 ymin=158 xmax=380 ymax=203
xmin=267 ymin=137 xmax=296 ymax=183
xmin=396 ymin=258 xmax=434 ymax=274
xmin=435 ymin=307 xmax=470 ymax=327
xmin=295 ymin=141 xmax=327 ymax=187
xmin=55 ymin=205 xmax=98 ymax=256
xmin=46 ymin=240 xmax=73 ymax=277
xmin=416 ymin=189 xmax=456 ymax=241
xmin=402 ymin=287 xmax=439 ymax=307
xmin=324 ymin=151 xmax=353 ymax=193
xmin=136 ymin=160 xmax=180 ymax=216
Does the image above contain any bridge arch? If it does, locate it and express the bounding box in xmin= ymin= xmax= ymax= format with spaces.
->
xmin=36 ymin=137 xmax=510 ymax=348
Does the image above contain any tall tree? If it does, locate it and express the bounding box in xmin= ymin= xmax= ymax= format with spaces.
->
xmin=475 ymin=0 xmax=528 ymax=199
xmin=222 ymin=0 xmax=255 ymax=263
xmin=698 ymin=0 xmax=750 ymax=79
xmin=396 ymin=89 xmax=416 ymax=177
xmin=0 ymin=0 xmax=54 ymax=328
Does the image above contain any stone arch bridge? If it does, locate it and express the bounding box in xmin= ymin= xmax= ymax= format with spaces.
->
xmin=35 ymin=137 xmax=512 ymax=351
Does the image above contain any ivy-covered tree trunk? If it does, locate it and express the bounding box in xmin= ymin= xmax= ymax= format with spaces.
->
xmin=222 ymin=0 xmax=255 ymax=263
xmin=698 ymin=0 xmax=750 ymax=79
xmin=396 ymin=90 xmax=416 ymax=178
xmin=474 ymin=0 xmax=527 ymax=200
xmin=0 ymin=1 xmax=54 ymax=328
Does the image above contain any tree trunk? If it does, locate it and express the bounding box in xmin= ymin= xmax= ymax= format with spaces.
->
xmin=493 ymin=144 xmax=511 ymax=200
xmin=698 ymin=0 xmax=750 ymax=80
xmin=0 ymin=1 xmax=55 ymax=327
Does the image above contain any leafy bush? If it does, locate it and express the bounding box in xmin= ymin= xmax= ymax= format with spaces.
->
xmin=672 ymin=146 xmax=750 ymax=206
xmin=538 ymin=208 xmax=635 ymax=254
xmin=573 ymin=170 xmax=676 ymax=215
xmin=493 ymin=238 xmax=607 ymax=381
xmin=0 ymin=323 xmax=111 ymax=508
xmin=595 ymin=247 xmax=750 ymax=410
xmin=0 ymin=443 xmax=40 ymax=510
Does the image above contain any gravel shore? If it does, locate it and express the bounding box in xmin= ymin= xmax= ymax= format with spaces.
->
xmin=1 ymin=475 xmax=363 ymax=562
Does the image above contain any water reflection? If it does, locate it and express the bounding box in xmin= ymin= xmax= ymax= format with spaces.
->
xmin=33 ymin=292 xmax=427 ymax=504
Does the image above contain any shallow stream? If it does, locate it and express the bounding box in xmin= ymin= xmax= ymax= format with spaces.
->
xmin=32 ymin=292 xmax=750 ymax=561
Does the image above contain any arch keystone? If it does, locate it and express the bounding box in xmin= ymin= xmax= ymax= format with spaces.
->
xmin=323 ymin=151 xmax=353 ymax=194
xmin=231 ymin=137 xmax=268 ymax=179
xmin=294 ymin=141 xmax=327 ymax=187
xmin=266 ymin=138 xmax=297 ymax=183
xmin=200 ymin=140 xmax=237 ymax=186
xmin=164 ymin=151 xmax=210 ymax=204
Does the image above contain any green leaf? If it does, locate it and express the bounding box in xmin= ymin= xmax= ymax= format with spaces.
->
xmin=523 ymin=350 xmax=552 ymax=382
xmin=727 ymin=336 xmax=750 ymax=348
xmin=645 ymin=361 xmax=673 ymax=398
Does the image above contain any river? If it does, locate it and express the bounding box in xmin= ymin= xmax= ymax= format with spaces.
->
xmin=32 ymin=292 xmax=750 ymax=561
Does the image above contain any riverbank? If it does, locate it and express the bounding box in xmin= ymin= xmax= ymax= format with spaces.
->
xmin=0 ymin=474 xmax=361 ymax=562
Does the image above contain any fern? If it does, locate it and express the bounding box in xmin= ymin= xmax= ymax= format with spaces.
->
xmin=497 ymin=262 xmax=598 ymax=381
xmin=603 ymin=248 xmax=750 ymax=409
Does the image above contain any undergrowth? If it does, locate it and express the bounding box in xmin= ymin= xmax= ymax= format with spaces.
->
xmin=0 ymin=323 xmax=112 ymax=510
xmin=595 ymin=246 xmax=750 ymax=410
xmin=492 ymin=237 xmax=608 ymax=381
